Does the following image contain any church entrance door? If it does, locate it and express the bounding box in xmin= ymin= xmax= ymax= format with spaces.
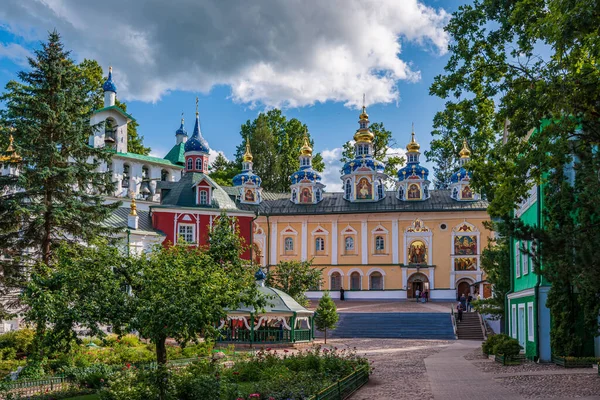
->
xmin=407 ymin=272 xmax=429 ymax=299
xmin=457 ymin=281 xmax=471 ymax=300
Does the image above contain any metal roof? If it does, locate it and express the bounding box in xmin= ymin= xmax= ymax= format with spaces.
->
xmin=104 ymin=207 xmax=161 ymax=236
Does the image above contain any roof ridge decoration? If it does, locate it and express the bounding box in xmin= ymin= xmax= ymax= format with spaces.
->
xmin=102 ymin=66 xmax=117 ymax=93
xmin=184 ymin=97 xmax=210 ymax=154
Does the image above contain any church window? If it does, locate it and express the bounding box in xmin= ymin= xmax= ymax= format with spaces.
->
xmin=122 ymin=164 xmax=130 ymax=188
xmin=161 ymin=169 xmax=169 ymax=182
xmin=142 ymin=166 xmax=149 ymax=181
xmin=199 ymin=190 xmax=208 ymax=205
xmin=350 ymin=272 xmax=361 ymax=290
xmin=369 ymin=272 xmax=383 ymax=290
xmin=398 ymin=186 xmax=405 ymax=200
xmin=195 ymin=158 xmax=202 ymax=171
xmin=345 ymin=236 xmax=354 ymax=252
xmin=377 ymin=180 xmax=384 ymax=199
xmin=344 ymin=180 xmax=352 ymax=199
xmin=284 ymin=237 xmax=294 ymax=252
xmin=315 ymin=189 xmax=321 ymax=202
xmin=178 ymin=224 xmax=195 ymax=243
xmin=359 ymin=121 xmax=367 ymax=129
xmin=330 ymin=272 xmax=342 ymax=290
xmin=375 ymin=236 xmax=385 ymax=253
xmin=423 ymin=185 xmax=429 ymax=199
xmin=292 ymin=189 xmax=297 ymax=202
xmin=315 ymin=237 xmax=325 ymax=253
xmin=452 ymin=187 xmax=458 ymax=199
xmin=301 ymin=157 xmax=309 ymax=166
xmin=187 ymin=158 xmax=193 ymax=170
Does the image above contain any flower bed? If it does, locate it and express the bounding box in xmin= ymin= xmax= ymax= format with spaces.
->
xmin=552 ymin=356 xmax=600 ymax=368
xmin=494 ymin=354 xmax=522 ymax=366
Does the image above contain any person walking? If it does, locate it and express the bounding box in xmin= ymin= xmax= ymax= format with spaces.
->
xmin=467 ymin=293 xmax=473 ymax=312
xmin=456 ymin=301 xmax=464 ymax=322
xmin=424 ymin=290 xmax=429 ymax=303
xmin=415 ymin=288 xmax=421 ymax=303
xmin=340 ymin=287 xmax=345 ymax=301
xmin=460 ymin=293 xmax=467 ymax=311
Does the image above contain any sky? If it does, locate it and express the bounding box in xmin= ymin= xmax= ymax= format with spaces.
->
xmin=0 ymin=0 xmax=469 ymax=191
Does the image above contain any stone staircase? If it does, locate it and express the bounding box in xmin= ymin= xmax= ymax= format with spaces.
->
xmin=314 ymin=312 xmax=455 ymax=340
xmin=456 ymin=311 xmax=485 ymax=340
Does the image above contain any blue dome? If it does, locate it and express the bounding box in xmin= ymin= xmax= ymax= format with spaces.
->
xmin=175 ymin=120 xmax=187 ymax=137
xmin=397 ymin=162 xmax=429 ymax=181
xmin=184 ymin=114 xmax=209 ymax=153
xmin=102 ymin=70 xmax=117 ymax=93
xmin=291 ymin=167 xmax=322 ymax=184
xmin=342 ymin=156 xmax=384 ymax=175
xmin=233 ymin=171 xmax=262 ymax=186
xmin=450 ymin=167 xmax=472 ymax=183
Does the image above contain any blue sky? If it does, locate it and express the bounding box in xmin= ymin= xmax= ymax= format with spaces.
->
xmin=0 ymin=0 xmax=468 ymax=190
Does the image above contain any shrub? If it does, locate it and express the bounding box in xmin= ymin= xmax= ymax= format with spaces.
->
xmin=0 ymin=329 xmax=35 ymax=355
xmin=118 ymin=334 xmax=141 ymax=348
xmin=495 ymin=337 xmax=522 ymax=357
xmin=482 ymin=334 xmax=512 ymax=355
xmin=62 ymin=363 xmax=120 ymax=389
xmin=17 ymin=359 xmax=47 ymax=379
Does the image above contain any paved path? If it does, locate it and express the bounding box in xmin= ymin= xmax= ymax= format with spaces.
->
xmin=425 ymin=340 xmax=523 ymax=400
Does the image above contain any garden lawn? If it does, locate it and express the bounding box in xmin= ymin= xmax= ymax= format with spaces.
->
xmin=66 ymin=395 xmax=100 ymax=400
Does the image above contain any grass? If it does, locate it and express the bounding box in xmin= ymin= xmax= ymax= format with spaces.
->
xmin=66 ymin=395 xmax=100 ymax=400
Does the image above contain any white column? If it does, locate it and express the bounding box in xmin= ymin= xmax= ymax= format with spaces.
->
xmin=361 ymin=221 xmax=368 ymax=265
xmin=270 ymin=221 xmax=278 ymax=266
xmin=450 ymin=270 xmax=456 ymax=289
xmin=301 ymin=221 xmax=308 ymax=261
xmin=428 ymin=267 xmax=435 ymax=289
xmin=332 ymin=221 xmax=338 ymax=265
xmin=401 ymin=268 xmax=407 ymax=290
xmin=392 ymin=219 xmax=399 ymax=264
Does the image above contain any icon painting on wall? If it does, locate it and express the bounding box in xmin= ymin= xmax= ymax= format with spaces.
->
xmin=454 ymin=257 xmax=477 ymax=271
xmin=300 ymin=187 xmax=312 ymax=203
xmin=454 ymin=235 xmax=477 ymax=255
xmin=245 ymin=189 xmax=255 ymax=202
xmin=408 ymin=183 xmax=421 ymax=199
xmin=408 ymin=240 xmax=427 ymax=264
xmin=461 ymin=185 xmax=473 ymax=199
xmin=356 ymin=177 xmax=372 ymax=200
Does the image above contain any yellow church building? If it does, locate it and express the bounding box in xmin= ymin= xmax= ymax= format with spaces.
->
xmin=226 ymin=105 xmax=492 ymax=301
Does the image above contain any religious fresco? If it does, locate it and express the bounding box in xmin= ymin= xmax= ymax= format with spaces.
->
xmin=461 ymin=185 xmax=473 ymax=199
xmin=406 ymin=218 xmax=430 ymax=232
xmin=408 ymin=240 xmax=427 ymax=264
xmin=454 ymin=235 xmax=477 ymax=255
xmin=454 ymin=257 xmax=477 ymax=271
xmin=300 ymin=187 xmax=313 ymax=203
xmin=407 ymin=183 xmax=421 ymax=199
xmin=244 ymin=189 xmax=255 ymax=202
xmin=356 ymin=177 xmax=372 ymax=200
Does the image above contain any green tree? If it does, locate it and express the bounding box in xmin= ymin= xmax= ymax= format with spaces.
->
xmin=314 ymin=292 xmax=338 ymax=344
xmin=234 ymin=110 xmax=324 ymax=192
xmin=425 ymin=126 xmax=458 ymax=190
xmin=206 ymin=212 xmax=247 ymax=266
xmin=266 ymin=260 xmax=323 ymax=307
xmin=429 ymin=0 xmax=600 ymax=355
xmin=340 ymin=122 xmax=404 ymax=186
xmin=0 ymin=31 xmax=120 ymax=269
xmin=77 ymin=58 xmax=150 ymax=155
xmin=211 ymin=152 xmax=231 ymax=172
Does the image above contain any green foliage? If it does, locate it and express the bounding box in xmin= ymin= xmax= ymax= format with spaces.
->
xmin=209 ymin=154 xmax=240 ymax=186
xmin=340 ymin=122 xmax=405 ymax=186
xmin=0 ymin=328 xmax=35 ymax=355
xmin=206 ymin=212 xmax=248 ymax=268
xmin=265 ymin=260 xmax=323 ymax=307
xmin=424 ymin=125 xmax=458 ymax=189
xmin=234 ymin=110 xmax=324 ymax=192
xmin=430 ymin=0 xmax=600 ymax=356
xmin=314 ymin=292 xmax=339 ymax=344
xmin=482 ymin=334 xmax=521 ymax=357
xmin=0 ymin=31 xmax=122 ymax=277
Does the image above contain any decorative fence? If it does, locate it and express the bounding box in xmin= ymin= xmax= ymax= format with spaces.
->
xmin=2 ymin=375 xmax=73 ymax=398
xmin=308 ymin=366 xmax=369 ymax=400
xmin=552 ymin=356 xmax=600 ymax=368
xmin=494 ymin=354 xmax=523 ymax=365
xmin=218 ymin=328 xmax=312 ymax=344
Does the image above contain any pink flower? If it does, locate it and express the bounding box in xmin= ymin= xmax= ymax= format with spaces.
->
xmin=284 ymin=349 xmax=289 ymax=353
xmin=249 ymin=394 xmax=260 ymax=398
xmin=266 ymin=348 xmax=271 ymax=351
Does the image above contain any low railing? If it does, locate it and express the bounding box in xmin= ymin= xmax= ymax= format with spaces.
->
xmin=308 ymin=366 xmax=369 ymax=400
xmin=450 ymin=306 xmax=457 ymax=338
xmin=253 ymin=329 xmax=291 ymax=343
xmin=218 ymin=328 xmax=312 ymax=343
xmin=2 ymin=375 xmax=73 ymax=398
xmin=295 ymin=329 xmax=312 ymax=342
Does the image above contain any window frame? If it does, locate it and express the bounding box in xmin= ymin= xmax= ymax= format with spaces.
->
xmin=375 ymin=235 xmax=385 ymax=254
xmin=515 ymin=241 xmax=521 ymax=278
xmin=369 ymin=271 xmax=383 ymax=290
xmin=284 ymin=237 xmax=294 ymax=253
xmin=344 ymin=236 xmax=355 ymax=253
xmin=527 ymin=302 xmax=535 ymax=342
xmin=345 ymin=180 xmax=352 ymax=198
xmin=178 ymin=223 xmax=195 ymax=244
xmin=187 ymin=158 xmax=193 ymax=170
xmin=195 ymin=158 xmax=202 ymax=171
xmin=330 ymin=272 xmax=342 ymax=291
xmin=315 ymin=237 xmax=325 ymax=253
xmin=199 ymin=189 xmax=208 ymax=205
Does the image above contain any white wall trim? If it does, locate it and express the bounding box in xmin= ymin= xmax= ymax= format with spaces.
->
xmin=328 ymin=268 xmax=345 ymax=276
xmin=270 ymin=222 xmax=277 ymax=265
xmin=392 ymin=219 xmax=399 ymax=264
xmin=507 ymin=288 xmax=535 ymax=300
xmin=361 ymin=221 xmax=368 ymax=265
xmin=332 ymin=221 xmax=338 ymax=265
xmin=301 ymin=221 xmax=307 ymax=261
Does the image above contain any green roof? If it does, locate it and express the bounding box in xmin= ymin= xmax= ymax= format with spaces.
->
xmin=163 ymin=143 xmax=185 ymax=165
xmin=229 ymin=284 xmax=314 ymax=316
xmin=114 ymin=151 xmax=183 ymax=168
xmin=93 ymin=105 xmax=136 ymax=122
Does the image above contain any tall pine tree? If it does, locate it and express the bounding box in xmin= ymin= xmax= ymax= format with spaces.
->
xmin=0 ymin=31 xmax=121 ymax=270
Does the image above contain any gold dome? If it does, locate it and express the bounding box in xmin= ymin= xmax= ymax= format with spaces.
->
xmin=354 ymin=102 xmax=374 ymax=143
xmin=459 ymin=139 xmax=471 ymax=158
xmin=359 ymin=105 xmax=369 ymax=121
xmin=406 ymin=124 xmax=420 ymax=152
xmin=300 ymin=132 xmax=313 ymax=156
xmin=129 ymin=197 xmax=138 ymax=216
xmin=0 ymin=132 xmax=21 ymax=163
xmin=243 ymin=138 xmax=253 ymax=162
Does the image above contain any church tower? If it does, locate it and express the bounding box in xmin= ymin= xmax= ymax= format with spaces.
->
xmin=175 ymin=114 xmax=188 ymax=145
xmin=233 ymin=139 xmax=262 ymax=204
xmin=340 ymin=97 xmax=388 ymax=202
xmin=396 ymin=124 xmax=431 ymax=201
xmin=290 ymin=131 xmax=325 ymax=204
xmin=450 ymin=140 xmax=479 ymax=201
xmin=184 ymin=98 xmax=210 ymax=174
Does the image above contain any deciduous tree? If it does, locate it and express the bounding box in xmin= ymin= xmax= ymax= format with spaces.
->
xmin=266 ymin=260 xmax=323 ymax=307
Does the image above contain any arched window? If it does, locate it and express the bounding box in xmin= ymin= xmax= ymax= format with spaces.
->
xmin=452 ymin=187 xmax=458 ymax=199
xmin=377 ymin=179 xmax=384 ymax=199
xmin=291 ymin=190 xmax=297 ymax=202
xmin=398 ymin=186 xmax=405 ymax=200
xmin=187 ymin=158 xmax=193 ymax=170
xmin=423 ymin=185 xmax=429 ymax=199
xmin=122 ymin=164 xmax=130 ymax=188
xmin=345 ymin=180 xmax=352 ymax=199
xmin=330 ymin=272 xmax=342 ymax=290
xmin=315 ymin=189 xmax=321 ymax=202
xmin=104 ymin=118 xmax=116 ymax=147
xmin=315 ymin=237 xmax=325 ymax=252
xmin=161 ymin=169 xmax=169 ymax=182
xmin=195 ymin=158 xmax=202 ymax=171
xmin=370 ymin=272 xmax=383 ymax=290
xmin=345 ymin=236 xmax=354 ymax=252
xmin=284 ymin=237 xmax=294 ymax=252
xmin=199 ymin=190 xmax=208 ymax=205
xmin=350 ymin=272 xmax=361 ymax=290
xmin=142 ymin=166 xmax=149 ymax=181
xmin=375 ymin=236 xmax=385 ymax=253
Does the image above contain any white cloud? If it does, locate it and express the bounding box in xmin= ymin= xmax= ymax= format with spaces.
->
xmin=208 ymin=149 xmax=228 ymax=165
xmin=0 ymin=43 xmax=32 ymax=67
xmin=0 ymin=0 xmax=449 ymax=108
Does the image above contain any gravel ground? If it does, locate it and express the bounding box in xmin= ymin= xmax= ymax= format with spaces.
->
xmin=496 ymin=374 xmax=600 ymax=399
xmin=307 ymin=300 xmax=453 ymax=314
xmin=323 ymin=338 xmax=451 ymax=400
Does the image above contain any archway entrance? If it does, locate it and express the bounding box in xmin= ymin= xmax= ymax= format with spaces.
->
xmin=407 ymin=273 xmax=429 ymax=298
xmin=456 ymin=280 xmax=472 ymax=300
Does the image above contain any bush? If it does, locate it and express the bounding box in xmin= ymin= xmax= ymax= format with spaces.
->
xmin=0 ymin=329 xmax=35 ymax=355
xmin=495 ymin=337 xmax=522 ymax=357
xmin=62 ymin=363 xmax=120 ymax=389
xmin=482 ymin=334 xmax=509 ymax=355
